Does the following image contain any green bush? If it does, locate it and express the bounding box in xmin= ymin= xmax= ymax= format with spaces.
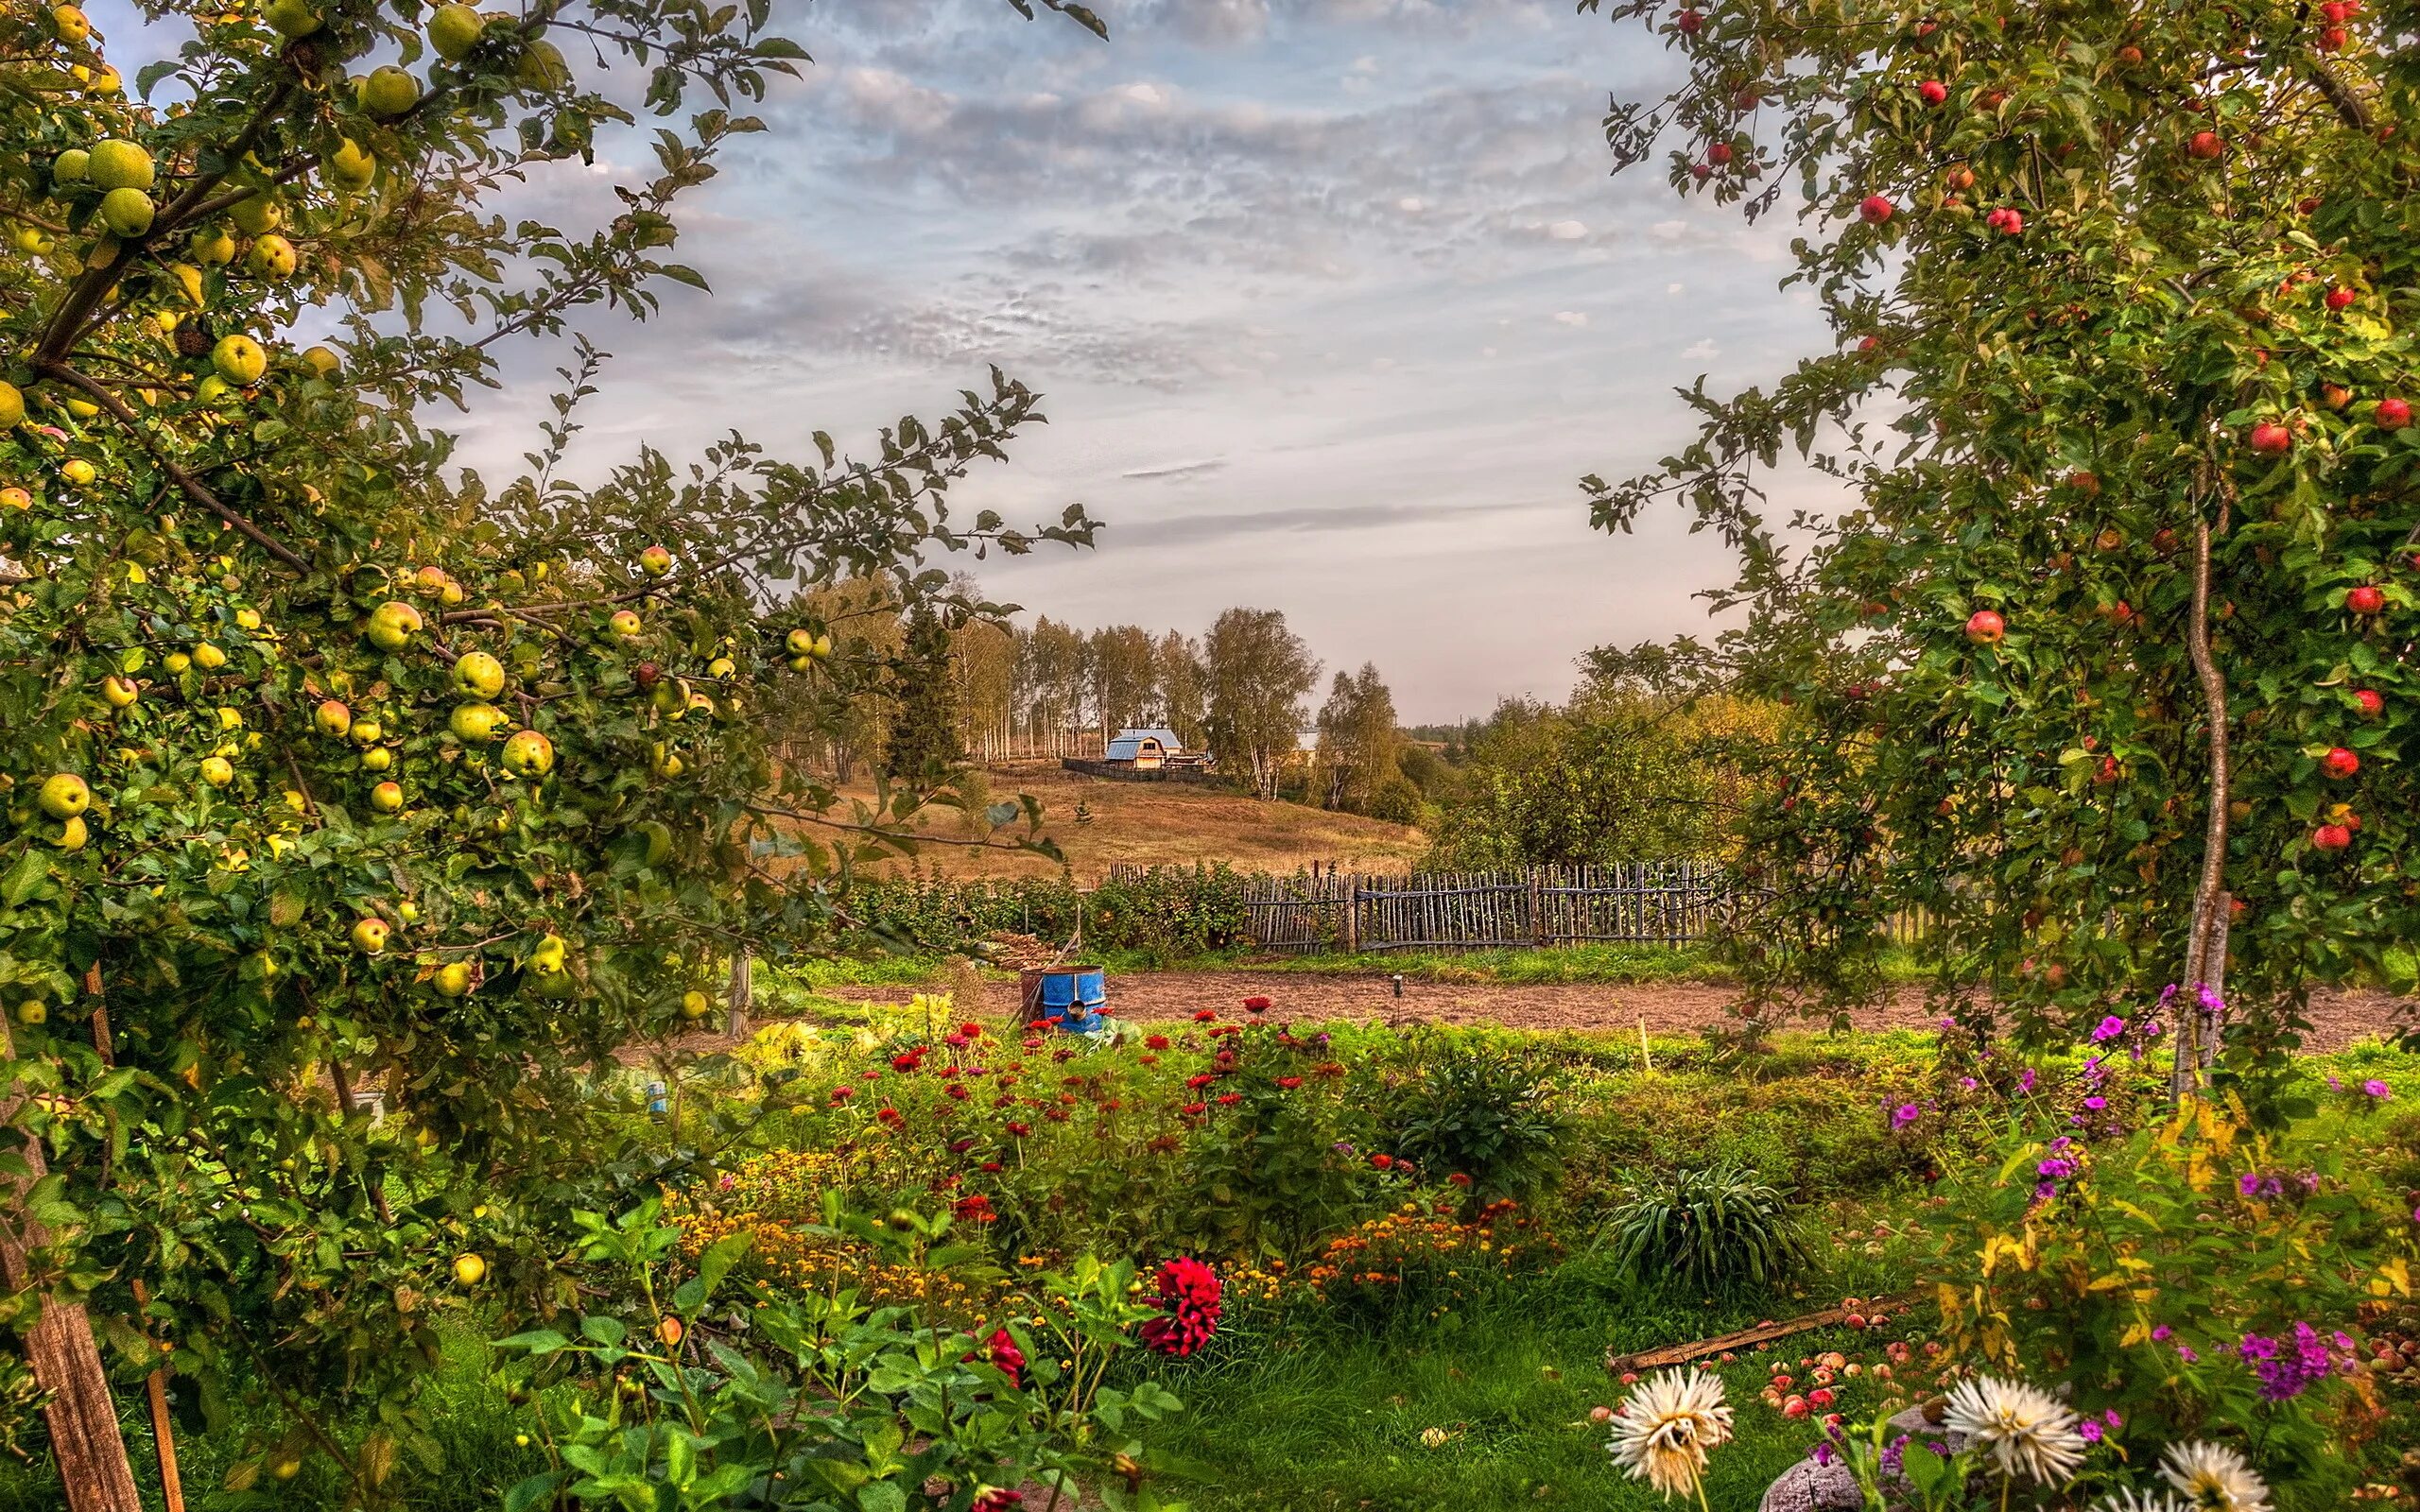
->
xmin=1374 ymin=1033 xmax=1567 ymax=1200
xmin=1604 ymin=1162 xmax=1810 ymax=1294
xmin=847 ymin=862 xmax=1253 ymax=961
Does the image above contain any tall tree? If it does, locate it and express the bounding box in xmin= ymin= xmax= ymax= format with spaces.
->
xmin=1086 ymin=624 xmax=1159 ymax=740
xmin=887 ymin=608 xmax=964 ymax=782
xmin=1155 ymin=629 xmax=1209 ymax=748
xmin=1581 ymin=0 xmax=2420 ymax=1067
xmin=1203 ymin=608 xmax=1320 ymax=800
xmin=1314 ymin=662 xmax=1404 ymax=814
xmin=1022 ymin=616 xmax=1089 ymax=754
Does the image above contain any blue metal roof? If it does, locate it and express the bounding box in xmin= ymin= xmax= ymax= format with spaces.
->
xmin=1105 ymin=728 xmax=1182 ymax=760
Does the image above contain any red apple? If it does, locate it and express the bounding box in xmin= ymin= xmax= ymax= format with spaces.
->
xmin=2095 ymin=756 xmax=2120 ymax=786
xmin=2247 ymin=421 xmax=2293 ymax=455
xmin=2323 ymin=747 xmax=2361 ymax=779
xmin=1707 ymin=141 xmax=1734 ymax=165
xmin=1675 ymin=8 xmax=1703 ymax=33
xmin=1965 ymin=609 xmax=2006 ymax=644
xmin=2377 ymin=397 xmax=2411 ymax=429
xmin=2313 ymin=823 xmax=2353 ymax=852
xmin=2346 ymin=584 xmax=2386 ymax=614
xmin=1859 ymin=194 xmax=1895 ymax=225
xmin=1919 ymin=79 xmax=1947 ymax=105
xmin=2188 ymin=130 xmax=2224 ymax=160
xmin=2317 ymin=24 xmax=2348 ymax=49
xmin=2066 ymin=469 xmax=2100 ymax=494
xmin=1858 ymin=335 xmax=1880 ymax=352
xmin=2116 ymin=43 xmax=2144 ymax=64
xmin=1690 ymin=162 xmax=1712 ymax=181
xmin=2323 ymin=382 xmax=2354 ymax=409
xmin=2355 ymin=688 xmax=2384 ymax=717
xmin=2325 ymin=285 xmax=2357 ymax=310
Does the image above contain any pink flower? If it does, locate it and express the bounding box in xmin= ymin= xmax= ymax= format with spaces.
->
xmin=1139 ymin=1257 xmax=1222 ymax=1357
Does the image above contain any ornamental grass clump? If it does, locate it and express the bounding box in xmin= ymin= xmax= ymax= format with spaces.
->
xmin=1607 ymin=1160 xmax=1809 ymax=1293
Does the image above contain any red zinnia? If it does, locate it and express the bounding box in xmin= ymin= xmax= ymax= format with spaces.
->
xmin=1275 ymin=1076 xmax=1304 ymax=1091
xmin=975 ymin=1491 xmax=1024 ymax=1512
xmin=1181 ymin=1101 xmax=1208 ymax=1116
xmin=1185 ymin=1074 xmax=1218 ymax=1090
xmin=1146 ymin=1035 xmax=1170 ymax=1051
xmin=877 ymin=1107 xmax=905 ymax=1127
xmin=1448 ymin=1172 xmax=1473 ymax=1188
xmin=953 ymin=1194 xmax=996 ymax=1223
xmin=1005 ymin=1121 xmax=1032 ymax=1137
xmin=959 ymin=1022 xmax=983 ymax=1038
xmin=1242 ymin=996 xmax=1271 ymax=1013
xmin=1215 ymin=1092 xmax=1241 ymax=1106
xmin=1192 ymin=1009 xmax=1218 ymax=1022
xmin=946 ymin=1083 xmax=972 ymax=1101
xmin=1138 ymin=1256 xmax=1222 ymax=1357
xmin=829 ymin=1085 xmax=855 ymax=1103
xmin=1371 ymin=1153 xmax=1394 ymax=1170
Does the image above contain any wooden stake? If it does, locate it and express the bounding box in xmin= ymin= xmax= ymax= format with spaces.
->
xmin=1 ymin=1020 xmax=145 ymax=1512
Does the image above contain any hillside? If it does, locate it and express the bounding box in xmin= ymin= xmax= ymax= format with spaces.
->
xmin=874 ymin=761 xmax=1429 ymax=882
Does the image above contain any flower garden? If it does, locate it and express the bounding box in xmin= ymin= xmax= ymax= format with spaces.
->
xmin=37 ymin=980 xmax=2388 ymax=1512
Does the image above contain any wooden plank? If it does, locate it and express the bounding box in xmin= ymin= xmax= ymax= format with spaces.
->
xmin=1605 ymin=1292 xmax=1922 ymax=1375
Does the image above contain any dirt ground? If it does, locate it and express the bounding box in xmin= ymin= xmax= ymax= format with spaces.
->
xmin=797 ymin=971 xmax=2414 ymax=1053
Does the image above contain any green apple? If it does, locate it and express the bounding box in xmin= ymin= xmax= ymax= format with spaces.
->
xmin=434 ymin=961 xmax=475 ymax=997
xmin=199 ymin=756 xmax=234 ymax=787
xmin=681 ymin=989 xmax=710 ymax=1019
xmin=371 ymin=781 xmax=404 ymax=812
xmin=230 ymin=195 xmax=283 ymax=235
xmin=449 ymin=702 xmax=506 ymax=742
xmin=517 ymin=38 xmax=570 ymax=91
xmin=452 ymin=1252 xmax=487 ymax=1285
xmin=191 ymin=225 xmax=235 ymax=266
xmin=52 ymin=815 xmax=87 ymax=850
xmin=50 ymin=148 xmax=89 ymax=186
xmin=262 ymin=0 xmax=320 ymax=37
xmin=365 ymin=601 xmax=423 ymax=651
xmin=192 ymin=643 xmax=227 ymax=670
xmin=351 ymin=917 xmax=389 ymax=953
xmin=500 ymin=729 xmax=553 ymax=777
xmin=314 ymin=698 xmax=352 ymax=736
xmin=328 ymin=139 xmax=375 ymax=192
xmin=163 ymin=651 xmax=191 ymax=674
xmin=100 ymin=675 xmax=138 ymax=709
xmin=247 ymin=233 xmax=296 ymax=280
xmin=14 ymin=1001 xmax=43 ymax=1025
xmin=303 ymin=345 xmax=340 ymax=377
xmin=213 ymin=334 xmax=268 ymax=386
xmin=99 ymin=188 xmax=153 ymax=239
xmin=360 ymin=747 xmax=392 ymax=772
xmin=638 ymin=544 xmax=672 ymax=576
xmin=358 ymin=65 xmax=422 ymax=119
xmin=429 ymin=2 xmax=483 ymax=60
xmin=452 ymin=650 xmax=506 ymax=698
xmin=38 ymin=772 xmax=89 ymax=819
xmin=707 ymin=656 xmax=735 ymax=679
xmin=87 ymin=139 xmax=153 ymax=191
xmin=351 ymin=716 xmax=383 ymax=745
xmin=608 ymin=609 xmax=642 ymax=638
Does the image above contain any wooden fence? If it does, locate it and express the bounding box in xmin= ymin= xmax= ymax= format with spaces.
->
xmin=1239 ymin=862 xmax=1738 ymax=954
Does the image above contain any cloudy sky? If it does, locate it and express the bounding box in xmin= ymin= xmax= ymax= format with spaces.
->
xmin=117 ymin=0 xmax=1841 ymax=721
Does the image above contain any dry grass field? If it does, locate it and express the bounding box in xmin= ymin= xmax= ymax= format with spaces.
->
xmin=868 ymin=761 xmax=1428 ymax=882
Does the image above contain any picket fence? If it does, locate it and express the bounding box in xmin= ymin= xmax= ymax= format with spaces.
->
xmin=1234 ymin=862 xmax=1739 ymax=954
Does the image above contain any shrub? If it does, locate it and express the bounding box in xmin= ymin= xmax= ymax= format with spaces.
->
xmin=1375 ymin=1033 xmax=1568 ymax=1200
xmin=1605 ymin=1162 xmax=1809 ymax=1294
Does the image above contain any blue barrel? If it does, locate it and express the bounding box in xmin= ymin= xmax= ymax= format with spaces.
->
xmin=1025 ymin=966 xmax=1108 ymax=1029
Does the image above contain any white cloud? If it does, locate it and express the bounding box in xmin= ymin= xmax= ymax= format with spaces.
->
xmin=1552 ymin=310 xmax=1588 ymax=328
xmin=1651 ymin=218 xmax=1688 ymax=239
xmin=1680 ymin=337 xmax=1720 ymax=359
xmin=1546 ymin=218 xmax=1585 ymax=240
xmin=1666 ymin=282 xmax=1685 ymax=295
xmin=1397 ymin=196 xmax=1425 ymax=213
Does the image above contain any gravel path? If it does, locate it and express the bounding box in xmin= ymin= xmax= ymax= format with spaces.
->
xmin=808 ymin=971 xmax=2414 ymax=1052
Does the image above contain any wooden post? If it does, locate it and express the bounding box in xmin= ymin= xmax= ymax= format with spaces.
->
xmin=726 ymin=950 xmax=752 ymax=1039
xmin=1340 ymin=873 xmax=1359 ymax=954
xmin=1528 ymin=868 xmax=1547 ymax=947
xmin=0 ymin=1022 xmax=146 ymax=1512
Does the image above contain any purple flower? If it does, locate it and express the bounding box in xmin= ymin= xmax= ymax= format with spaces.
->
xmin=2018 ymin=1068 xmax=2038 ymax=1093
xmin=2033 ymin=1179 xmax=2060 ymax=1200
xmin=2079 ymin=1419 xmax=2103 ymax=1443
xmin=2362 ymin=1079 xmax=2392 ymax=1100
xmin=2176 ymin=1344 xmax=2200 ymax=1364
xmin=2083 ymin=1095 xmax=2107 ymax=1111
xmin=1812 ymin=1442 xmax=1836 ymax=1467
xmin=2238 ymin=1173 xmax=2260 ymax=1197
xmin=1959 ymin=1076 xmax=1979 ymax=1091
xmin=2103 ymin=1410 xmax=2123 ymax=1430
xmin=2151 ymin=1325 xmax=2171 ymax=1342
xmin=2238 ymin=1323 xmax=2352 ymax=1400
xmin=2037 ymin=1157 xmax=2077 ymax=1181
xmin=2091 ymin=1015 xmax=2127 ymax=1042
xmin=2327 ymin=1074 xmax=2344 ymax=1092
xmin=1879 ymin=1435 xmax=1909 ymax=1475
xmin=1891 ymin=1102 xmax=1922 ymax=1129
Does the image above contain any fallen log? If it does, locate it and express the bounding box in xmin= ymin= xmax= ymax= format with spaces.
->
xmin=1605 ymin=1292 xmax=1923 ymax=1375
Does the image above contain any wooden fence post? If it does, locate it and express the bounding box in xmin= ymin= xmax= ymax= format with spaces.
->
xmin=0 ymin=1022 xmax=145 ymax=1512
xmin=1528 ymin=868 xmax=1547 ymax=947
xmin=1340 ymin=873 xmax=1359 ymax=954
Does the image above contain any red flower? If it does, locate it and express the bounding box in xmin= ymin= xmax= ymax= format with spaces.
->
xmin=877 ymin=1107 xmax=905 ymax=1127
xmin=829 ymin=1085 xmax=855 ymax=1103
xmin=1242 ymin=996 xmax=1271 ymax=1013
xmin=953 ymin=1194 xmax=996 ymax=1223
xmin=1181 ymin=1101 xmax=1208 ymax=1116
xmin=1448 ymin=1172 xmax=1473 ymax=1188
xmin=1275 ymin=1076 xmax=1304 ymax=1091
xmin=959 ymin=1022 xmax=983 ymax=1039
xmin=974 ymin=1491 xmax=1024 ymax=1512
xmin=980 ymin=1160 xmax=1004 ymax=1173
xmin=1005 ymin=1121 xmax=1032 ymax=1137
xmin=946 ymin=1083 xmax=972 ymax=1101
xmin=964 ymin=1327 xmax=1026 ymax=1389
xmin=1185 ymin=1074 xmax=1218 ymax=1090
xmin=1371 ymin=1153 xmax=1393 ymax=1170
xmin=1139 ymin=1257 xmax=1222 ymax=1357
xmin=1146 ymin=1035 xmax=1170 ymax=1051
xmin=950 ymin=1137 xmax=977 ymax=1154
xmin=892 ymin=1053 xmax=923 ymax=1073
xmin=1215 ymin=1092 xmax=1242 ymax=1106
xmin=1021 ymin=1038 xmax=1043 ymax=1051
xmin=1192 ymin=1009 xmax=1218 ymax=1022
xmin=1137 ymin=1055 xmax=1159 ymax=1065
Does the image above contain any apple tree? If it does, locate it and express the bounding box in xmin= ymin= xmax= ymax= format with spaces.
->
xmin=1581 ymin=0 xmax=2420 ymax=1073
xmin=0 ymin=0 xmax=1101 ymax=1503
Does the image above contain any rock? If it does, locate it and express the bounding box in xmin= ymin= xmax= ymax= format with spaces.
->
xmin=1758 ymin=1453 xmax=1863 ymax=1512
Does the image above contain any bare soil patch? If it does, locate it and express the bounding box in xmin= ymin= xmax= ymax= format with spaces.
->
xmin=790 ymin=971 xmax=2411 ymax=1052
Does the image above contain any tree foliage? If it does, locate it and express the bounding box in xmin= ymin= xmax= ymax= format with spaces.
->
xmin=1201 ymin=607 xmax=1319 ymax=801
xmin=0 ymin=0 xmax=1099 ymax=1493
xmin=1584 ymin=0 xmax=2420 ymax=1055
